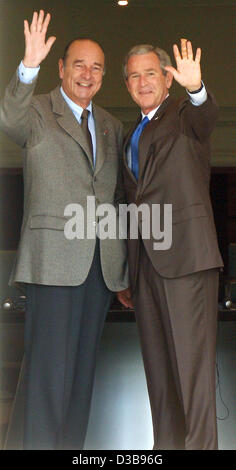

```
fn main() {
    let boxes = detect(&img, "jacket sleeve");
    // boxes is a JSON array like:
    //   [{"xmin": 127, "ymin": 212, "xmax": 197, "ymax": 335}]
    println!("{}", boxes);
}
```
[
  {"xmin": 178, "ymin": 90, "xmax": 219, "ymax": 142},
  {"xmin": 0, "ymin": 69, "xmax": 39, "ymax": 147}
]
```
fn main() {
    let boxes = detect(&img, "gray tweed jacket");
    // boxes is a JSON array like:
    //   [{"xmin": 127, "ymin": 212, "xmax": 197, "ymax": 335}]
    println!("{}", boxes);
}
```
[{"xmin": 0, "ymin": 71, "xmax": 129, "ymax": 291}]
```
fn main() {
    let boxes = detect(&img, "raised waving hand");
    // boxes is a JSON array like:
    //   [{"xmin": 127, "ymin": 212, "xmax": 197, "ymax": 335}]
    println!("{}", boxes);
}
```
[
  {"xmin": 165, "ymin": 38, "xmax": 202, "ymax": 92},
  {"xmin": 23, "ymin": 10, "xmax": 56, "ymax": 67}
]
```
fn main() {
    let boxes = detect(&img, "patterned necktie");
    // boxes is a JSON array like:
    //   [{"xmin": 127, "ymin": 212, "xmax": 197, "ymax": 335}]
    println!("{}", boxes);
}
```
[
  {"xmin": 81, "ymin": 109, "xmax": 93, "ymax": 158},
  {"xmin": 130, "ymin": 116, "xmax": 149, "ymax": 180}
]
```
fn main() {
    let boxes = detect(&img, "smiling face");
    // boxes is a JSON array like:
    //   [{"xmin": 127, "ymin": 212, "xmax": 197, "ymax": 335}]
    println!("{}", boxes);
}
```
[
  {"xmin": 125, "ymin": 52, "xmax": 173, "ymax": 114},
  {"xmin": 58, "ymin": 39, "xmax": 105, "ymax": 108}
]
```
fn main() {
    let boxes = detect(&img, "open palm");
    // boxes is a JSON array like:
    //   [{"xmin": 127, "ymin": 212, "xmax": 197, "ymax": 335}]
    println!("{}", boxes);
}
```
[
  {"xmin": 165, "ymin": 39, "xmax": 202, "ymax": 92},
  {"xmin": 23, "ymin": 10, "xmax": 56, "ymax": 68}
]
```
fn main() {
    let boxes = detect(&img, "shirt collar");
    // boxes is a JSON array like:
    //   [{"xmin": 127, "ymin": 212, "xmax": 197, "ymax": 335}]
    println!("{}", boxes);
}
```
[{"xmin": 60, "ymin": 86, "xmax": 93, "ymax": 118}]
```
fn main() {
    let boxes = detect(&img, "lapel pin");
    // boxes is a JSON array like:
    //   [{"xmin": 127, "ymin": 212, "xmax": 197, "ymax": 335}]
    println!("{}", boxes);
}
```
[{"xmin": 103, "ymin": 129, "xmax": 109, "ymax": 136}]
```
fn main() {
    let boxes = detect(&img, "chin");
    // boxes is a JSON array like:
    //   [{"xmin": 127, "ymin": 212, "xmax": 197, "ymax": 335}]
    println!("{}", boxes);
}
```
[
  {"xmin": 142, "ymin": 104, "xmax": 154, "ymax": 113},
  {"xmin": 140, "ymin": 98, "xmax": 154, "ymax": 108}
]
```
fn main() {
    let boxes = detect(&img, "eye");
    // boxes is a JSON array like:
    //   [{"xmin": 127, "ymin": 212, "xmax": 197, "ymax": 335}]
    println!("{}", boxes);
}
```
[{"xmin": 92, "ymin": 66, "xmax": 103, "ymax": 73}]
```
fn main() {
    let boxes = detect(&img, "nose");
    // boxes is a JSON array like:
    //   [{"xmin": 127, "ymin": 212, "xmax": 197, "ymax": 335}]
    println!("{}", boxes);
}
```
[
  {"xmin": 139, "ymin": 74, "xmax": 148, "ymax": 87},
  {"xmin": 81, "ymin": 66, "xmax": 92, "ymax": 80}
]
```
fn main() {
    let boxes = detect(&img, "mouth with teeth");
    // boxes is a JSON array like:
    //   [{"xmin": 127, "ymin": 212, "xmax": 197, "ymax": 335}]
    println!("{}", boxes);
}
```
[
  {"xmin": 77, "ymin": 82, "xmax": 92, "ymax": 88},
  {"xmin": 139, "ymin": 89, "xmax": 152, "ymax": 95}
]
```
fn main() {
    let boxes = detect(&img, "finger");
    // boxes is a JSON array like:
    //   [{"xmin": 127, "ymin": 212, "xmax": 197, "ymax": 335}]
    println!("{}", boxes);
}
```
[
  {"xmin": 36, "ymin": 9, "xmax": 44, "ymax": 32},
  {"xmin": 127, "ymin": 299, "xmax": 134, "ymax": 309},
  {"xmin": 195, "ymin": 47, "xmax": 201, "ymax": 63},
  {"xmin": 126, "ymin": 299, "xmax": 133, "ymax": 309},
  {"xmin": 187, "ymin": 40, "xmax": 193, "ymax": 60},
  {"xmin": 30, "ymin": 11, "xmax": 38, "ymax": 32},
  {"xmin": 172, "ymin": 44, "xmax": 182, "ymax": 64},
  {"xmin": 181, "ymin": 38, "xmax": 188, "ymax": 59},
  {"xmin": 24, "ymin": 19, "xmax": 30, "ymax": 38},
  {"xmin": 45, "ymin": 36, "xmax": 57, "ymax": 53},
  {"xmin": 41, "ymin": 13, "xmax": 51, "ymax": 34}
]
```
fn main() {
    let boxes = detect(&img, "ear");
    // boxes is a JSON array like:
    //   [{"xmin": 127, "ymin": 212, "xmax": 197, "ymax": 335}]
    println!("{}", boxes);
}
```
[
  {"xmin": 58, "ymin": 58, "xmax": 64, "ymax": 80},
  {"xmin": 125, "ymin": 78, "xmax": 131, "ymax": 94},
  {"xmin": 165, "ymin": 71, "xmax": 173, "ymax": 90}
]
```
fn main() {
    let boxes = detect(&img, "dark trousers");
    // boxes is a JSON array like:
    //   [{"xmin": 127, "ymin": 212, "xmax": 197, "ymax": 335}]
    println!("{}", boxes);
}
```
[
  {"xmin": 134, "ymin": 242, "xmax": 219, "ymax": 450},
  {"xmin": 24, "ymin": 243, "xmax": 112, "ymax": 450}
]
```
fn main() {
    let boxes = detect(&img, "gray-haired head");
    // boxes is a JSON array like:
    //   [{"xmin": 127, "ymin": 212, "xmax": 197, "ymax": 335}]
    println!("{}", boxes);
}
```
[
  {"xmin": 123, "ymin": 44, "xmax": 172, "ymax": 80},
  {"xmin": 62, "ymin": 37, "xmax": 106, "ymax": 75}
]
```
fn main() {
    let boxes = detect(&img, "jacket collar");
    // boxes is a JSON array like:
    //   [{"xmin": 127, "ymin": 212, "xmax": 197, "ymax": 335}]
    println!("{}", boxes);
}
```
[
  {"xmin": 123, "ymin": 96, "xmax": 173, "ymax": 189},
  {"xmin": 50, "ymin": 86, "xmax": 108, "ymax": 174}
]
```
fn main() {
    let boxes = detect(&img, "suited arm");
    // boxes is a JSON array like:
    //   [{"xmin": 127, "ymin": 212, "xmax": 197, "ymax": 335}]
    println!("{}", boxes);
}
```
[
  {"xmin": 0, "ymin": 71, "xmax": 39, "ymax": 147},
  {"xmin": 165, "ymin": 38, "xmax": 218, "ymax": 141},
  {"xmin": 0, "ymin": 10, "xmax": 55, "ymax": 148},
  {"xmin": 178, "ymin": 91, "xmax": 219, "ymax": 142}
]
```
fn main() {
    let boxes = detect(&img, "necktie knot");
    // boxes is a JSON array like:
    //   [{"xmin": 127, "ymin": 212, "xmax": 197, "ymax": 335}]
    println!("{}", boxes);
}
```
[
  {"xmin": 138, "ymin": 116, "xmax": 149, "ymax": 132},
  {"xmin": 81, "ymin": 109, "xmax": 90, "ymax": 121},
  {"xmin": 130, "ymin": 116, "xmax": 149, "ymax": 180}
]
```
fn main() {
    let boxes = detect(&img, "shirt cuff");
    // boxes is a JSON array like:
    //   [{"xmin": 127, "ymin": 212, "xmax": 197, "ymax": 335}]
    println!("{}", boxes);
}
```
[
  {"xmin": 18, "ymin": 60, "xmax": 40, "ymax": 84},
  {"xmin": 187, "ymin": 82, "xmax": 207, "ymax": 106}
]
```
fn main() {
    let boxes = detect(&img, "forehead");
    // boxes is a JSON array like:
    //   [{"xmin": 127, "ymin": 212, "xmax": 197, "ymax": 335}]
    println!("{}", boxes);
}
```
[
  {"xmin": 127, "ymin": 52, "xmax": 161, "ymax": 74},
  {"xmin": 66, "ymin": 40, "xmax": 105, "ymax": 64}
]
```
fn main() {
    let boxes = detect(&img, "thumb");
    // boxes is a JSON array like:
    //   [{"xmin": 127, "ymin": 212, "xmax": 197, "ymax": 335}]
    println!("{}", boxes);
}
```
[
  {"xmin": 164, "ymin": 65, "xmax": 176, "ymax": 76},
  {"xmin": 45, "ymin": 36, "xmax": 56, "ymax": 53},
  {"xmin": 164, "ymin": 65, "xmax": 180, "ymax": 82}
]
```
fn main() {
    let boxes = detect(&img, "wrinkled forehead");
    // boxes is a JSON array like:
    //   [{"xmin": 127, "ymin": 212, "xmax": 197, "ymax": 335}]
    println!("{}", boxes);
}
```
[{"xmin": 65, "ymin": 39, "xmax": 105, "ymax": 66}]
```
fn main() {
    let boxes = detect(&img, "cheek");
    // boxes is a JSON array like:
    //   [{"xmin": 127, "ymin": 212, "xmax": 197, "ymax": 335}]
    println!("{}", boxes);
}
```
[
  {"xmin": 126, "ymin": 81, "xmax": 140, "ymax": 103},
  {"xmin": 95, "ymin": 78, "xmax": 102, "ymax": 89},
  {"xmin": 93, "ymin": 78, "xmax": 103, "ymax": 94},
  {"xmin": 130, "ymin": 86, "xmax": 139, "ymax": 99},
  {"xmin": 126, "ymin": 81, "xmax": 134, "ymax": 96}
]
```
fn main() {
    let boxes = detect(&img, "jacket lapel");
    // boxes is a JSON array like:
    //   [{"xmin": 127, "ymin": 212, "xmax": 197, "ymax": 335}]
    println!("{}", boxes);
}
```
[
  {"xmin": 137, "ymin": 96, "xmax": 172, "ymax": 195},
  {"xmin": 138, "ymin": 96, "xmax": 172, "ymax": 174},
  {"xmin": 123, "ymin": 96, "xmax": 172, "ymax": 199},
  {"xmin": 50, "ymin": 86, "xmax": 94, "ymax": 168}
]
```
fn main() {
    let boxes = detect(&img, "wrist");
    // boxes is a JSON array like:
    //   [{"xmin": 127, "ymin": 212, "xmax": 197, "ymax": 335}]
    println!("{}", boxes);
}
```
[
  {"xmin": 187, "ymin": 82, "xmax": 203, "ymax": 94},
  {"xmin": 19, "ymin": 60, "xmax": 40, "ymax": 84},
  {"xmin": 22, "ymin": 58, "xmax": 40, "ymax": 68}
]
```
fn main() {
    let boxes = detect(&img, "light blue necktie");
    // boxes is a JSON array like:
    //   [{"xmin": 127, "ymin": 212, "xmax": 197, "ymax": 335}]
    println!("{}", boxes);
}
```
[{"xmin": 131, "ymin": 116, "xmax": 149, "ymax": 180}]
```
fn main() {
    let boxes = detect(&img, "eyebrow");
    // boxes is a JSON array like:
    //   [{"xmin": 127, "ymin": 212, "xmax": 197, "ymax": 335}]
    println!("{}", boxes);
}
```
[
  {"xmin": 130, "ymin": 68, "xmax": 156, "ymax": 74},
  {"xmin": 73, "ymin": 59, "xmax": 103, "ymax": 67}
]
